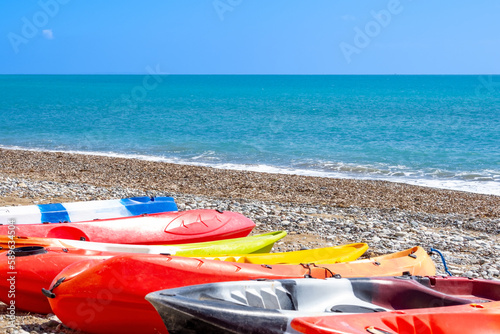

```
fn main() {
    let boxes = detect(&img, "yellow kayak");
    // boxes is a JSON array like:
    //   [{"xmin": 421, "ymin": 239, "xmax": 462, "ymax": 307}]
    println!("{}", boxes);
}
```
[
  {"xmin": 0, "ymin": 231, "xmax": 286, "ymax": 256},
  {"xmin": 207, "ymin": 242, "xmax": 369, "ymax": 264}
]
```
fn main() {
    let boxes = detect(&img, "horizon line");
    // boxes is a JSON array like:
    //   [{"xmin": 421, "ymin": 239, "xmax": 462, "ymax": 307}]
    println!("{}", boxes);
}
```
[{"xmin": 2, "ymin": 73, "xmax": 500, "ymax": 76}]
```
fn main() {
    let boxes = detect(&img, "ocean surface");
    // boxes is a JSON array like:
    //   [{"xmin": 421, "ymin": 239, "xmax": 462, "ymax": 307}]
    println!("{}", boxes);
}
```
[{"xmin": 0, "ymin": 75, "xmax": 499, "ymax": 195}]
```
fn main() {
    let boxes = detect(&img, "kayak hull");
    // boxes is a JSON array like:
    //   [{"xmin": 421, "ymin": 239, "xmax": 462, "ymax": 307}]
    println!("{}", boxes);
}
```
[
  {"xmin": 0, "ymin": 196, "xmax": 177, "ymax": 224},
  {"xmin": 0, "ymin": 209, "xmax": 255, "ymax": 244},
  {"xmin": 46, "ymin": 247, "xmax": 435, "ymax": 334},
  {"xmin": 206, "ymin": 242, "xmax": 368, "ymax": 265},
  {"xmin": 0, "ymin": 231, "xmax": 286, "ymax": 256},
  {"xmin": 146, "ymin": 276, "xmax": 500, "ymax": 334},
  {"xmin": 0, "ymin": 232, "xmax": 285, "ymax": 314}
]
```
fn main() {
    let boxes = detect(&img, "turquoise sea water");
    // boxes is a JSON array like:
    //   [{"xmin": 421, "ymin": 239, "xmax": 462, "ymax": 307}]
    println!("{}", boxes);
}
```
[{"xmin": 1, "ymin": 75, "xmax": 499, "ymax": 195}]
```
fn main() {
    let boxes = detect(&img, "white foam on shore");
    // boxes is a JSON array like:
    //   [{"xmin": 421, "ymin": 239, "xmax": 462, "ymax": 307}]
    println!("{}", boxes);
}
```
[{"xmin": 1, "ymin": 145, "xmax": 499, "ymax": 196}]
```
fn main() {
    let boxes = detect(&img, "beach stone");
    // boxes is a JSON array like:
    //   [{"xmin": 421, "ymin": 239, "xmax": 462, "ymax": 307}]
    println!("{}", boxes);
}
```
[
  {"xmin": 41, "ymin": 320, "xmax": 59, "ymax": 329},
  {"xmin": 45, "ymin": 313, "xmax": 57, "ymax": 320},
  {"xmin": 488, "ymin": 269, "xmax": 500, "ymax": 276}
]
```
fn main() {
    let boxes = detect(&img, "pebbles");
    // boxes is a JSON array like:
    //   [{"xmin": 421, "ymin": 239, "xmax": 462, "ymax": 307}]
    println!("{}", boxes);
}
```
[{"xmin": 0, "ymin": 149, "xmax": 499, "ymax": 333}]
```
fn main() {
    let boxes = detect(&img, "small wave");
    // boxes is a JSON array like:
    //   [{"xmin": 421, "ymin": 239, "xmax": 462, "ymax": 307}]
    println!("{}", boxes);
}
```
[{"xmin": 191, "ymin": 151, "xmax": 220, "ymax": 161}]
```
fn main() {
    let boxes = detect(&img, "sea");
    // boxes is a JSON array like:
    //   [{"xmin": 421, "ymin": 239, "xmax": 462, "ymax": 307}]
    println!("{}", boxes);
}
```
[{"xmin": 1, "ymin": 75, "xmax": 499, "ymax": 196}]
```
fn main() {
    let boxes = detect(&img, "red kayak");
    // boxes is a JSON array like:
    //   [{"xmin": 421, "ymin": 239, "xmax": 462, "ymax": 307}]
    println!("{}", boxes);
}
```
[
  {"xmin": 45, "ymin": 247, "xmax": 435, "ymax": 334},
  {"xmin": 0, "ymin": 231, "xmax": 281, "ymax": 314},
  {"xmin": 1, "ymin": 247, "xmax": 111, "ymax": 314},
  {"xmin": 0, "ymin": 209, "xmax": 254, "ymax": 244},
  {"xmin": 291, "ymin": 301, "xmax": 500, "ymax": 334}
]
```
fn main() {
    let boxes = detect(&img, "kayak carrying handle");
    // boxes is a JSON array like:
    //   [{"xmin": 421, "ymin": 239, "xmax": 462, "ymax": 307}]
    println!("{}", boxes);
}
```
[
  {"xmin": 366, "ymin": 327, "xmax": 396, "ymax": 334},
  {"xmin": 429, "ymin": 248, "xmax": 452, "ymax": 276},
  {"xmin": 41, "ymin": 288, "xmax": 56, "ymax": 299},
  {"xmin": 41, "ymin": 276, "xmax": 66, "ymax": 299}
]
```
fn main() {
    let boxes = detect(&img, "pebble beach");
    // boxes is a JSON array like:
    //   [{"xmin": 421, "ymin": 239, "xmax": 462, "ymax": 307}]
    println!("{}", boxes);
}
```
[{"xmin": 1, "ymin": 148, "xmax": 499, "ymax": 334}]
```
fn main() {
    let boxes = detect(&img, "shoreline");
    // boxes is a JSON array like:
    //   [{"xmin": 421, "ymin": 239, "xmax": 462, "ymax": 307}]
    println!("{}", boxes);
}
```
[
  {"xmin": 0, "ymin": 148, "xmax": 498, "ymax": 218},
  {"xmin": 1, "ymin": 145, "xmax": 499, "ymax": 197},
  {"xmin": 0, "ymin": 148, "xmax": 499, "ymax": 333}
]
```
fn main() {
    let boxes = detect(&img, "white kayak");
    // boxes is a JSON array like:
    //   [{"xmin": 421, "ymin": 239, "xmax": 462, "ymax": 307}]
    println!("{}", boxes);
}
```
[
  {"xmin": 0, "ymin": 196, "xmax": 177, "ymax": 225},
  {"xmin": 146, "ymin": 276, "xmax": 499, "ymax": 334}
]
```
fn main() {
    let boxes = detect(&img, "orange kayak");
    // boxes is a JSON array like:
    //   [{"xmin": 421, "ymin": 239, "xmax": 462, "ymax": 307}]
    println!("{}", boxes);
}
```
[
  {"xmin": 0, "ymin": 209, "xmax": 255, "ymax": 244},
  {"xmin": 45, "ymin": 247, "xmax": 435, "ymax": 334},
  {"xmin": 291, "ymin": 301, "xmax": 500, "ymax": 334}
]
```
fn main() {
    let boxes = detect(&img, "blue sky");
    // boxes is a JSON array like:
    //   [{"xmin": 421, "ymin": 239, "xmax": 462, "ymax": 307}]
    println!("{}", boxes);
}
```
[{"xmin": 1, "ymin": 0, "xmax": 499, "ymax": 74}]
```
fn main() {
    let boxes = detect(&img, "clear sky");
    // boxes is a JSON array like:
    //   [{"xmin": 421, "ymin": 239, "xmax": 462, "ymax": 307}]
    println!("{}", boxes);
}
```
[{"xmin": 1, "ymin": 0, "xmax": 499, "ymax": 74}]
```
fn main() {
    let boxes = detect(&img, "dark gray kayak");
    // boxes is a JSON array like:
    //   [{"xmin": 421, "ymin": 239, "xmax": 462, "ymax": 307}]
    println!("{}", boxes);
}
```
[{"xmin": 145, "ymin": 276, "xmax": 499, "ymax": 334}]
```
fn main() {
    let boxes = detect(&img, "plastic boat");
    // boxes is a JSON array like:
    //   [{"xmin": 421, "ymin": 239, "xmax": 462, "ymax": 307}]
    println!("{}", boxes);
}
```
[
  {"xmin": 0, "ymin": 231, "xmax": 286, "ymax": 314},
  {"xmin": 0, "ymin": 196, "xmax": 177, "ymax": 225},
  {"xmin": 0, "ymin": 231, "xmax": 286, "ymax": 256},
  {"xmin": 45, "ymin": 247, "xmax": 435, "ymax": 334},
  {"xmin": 0, "ymin": 209, "xmax": 255, "ymax": 244},
  {"xmin": 146, "ymin": 275, "xmax": 500, "ymax": 334},
  {"xmin": 202, "ymin": 242, "xmax": 368, "ymax": 265}
]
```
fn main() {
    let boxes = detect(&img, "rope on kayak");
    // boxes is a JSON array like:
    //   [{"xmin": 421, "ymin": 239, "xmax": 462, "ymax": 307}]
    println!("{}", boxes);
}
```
[
  {"xmin": 299, "ymin": 263, "xmax": 337, "ymax": 279},
  {"xmin": 430, "ymin": 248, "xmax": 452, "ymax": 276},
  {"xmin": 299, "ymin": 263, "xmax": 313, "ymax": 278}
]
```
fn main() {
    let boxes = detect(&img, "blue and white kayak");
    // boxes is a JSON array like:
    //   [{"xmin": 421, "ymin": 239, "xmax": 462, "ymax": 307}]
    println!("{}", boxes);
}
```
[{"xmin": 0, "ymin": 196, "xmax": 177, "ymax": 225}]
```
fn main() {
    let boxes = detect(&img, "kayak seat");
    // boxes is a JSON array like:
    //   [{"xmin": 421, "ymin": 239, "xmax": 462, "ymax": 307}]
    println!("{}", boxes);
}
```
[{"xmin": 351, "ymin": 278, "xmax": 483, "ymax": 310}]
